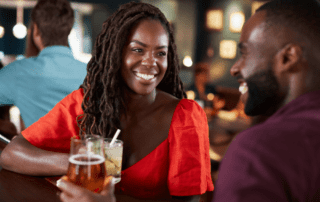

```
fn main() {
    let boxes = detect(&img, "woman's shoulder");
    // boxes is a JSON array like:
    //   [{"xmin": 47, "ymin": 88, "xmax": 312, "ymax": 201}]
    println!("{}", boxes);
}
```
[
  {"xmin": 156, "ymin": 90, "xmax": 204, "ymax": 114},
  {"xmin": 61, "ymin": 88, "xmax": 84, "ymax": 104},
  {"xmin": 170, "ymin": 99, "xmax": 207, "ymax": 128}
]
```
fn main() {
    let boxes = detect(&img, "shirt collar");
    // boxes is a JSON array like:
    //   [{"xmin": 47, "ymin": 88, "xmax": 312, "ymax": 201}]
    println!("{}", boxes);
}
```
[{"xmin": 38, "ymin": 46, "xmax": 73, "ymax": 57}]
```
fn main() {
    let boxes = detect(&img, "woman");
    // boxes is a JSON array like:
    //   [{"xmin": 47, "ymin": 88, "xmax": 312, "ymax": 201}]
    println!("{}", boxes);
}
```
[{"xmin": 0, "ymin": 2, "xmax": 213, "ymax": 201}]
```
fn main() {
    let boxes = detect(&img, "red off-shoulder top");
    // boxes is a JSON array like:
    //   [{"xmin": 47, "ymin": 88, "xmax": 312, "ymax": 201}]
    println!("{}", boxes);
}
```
[{"xmin": 22, "ymin": 89, "xmax": 214, "ymax": 199}]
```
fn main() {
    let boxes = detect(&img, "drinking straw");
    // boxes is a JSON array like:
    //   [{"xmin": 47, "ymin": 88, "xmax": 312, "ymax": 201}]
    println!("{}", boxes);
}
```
[
  {"xmin": 0, "ymin": 134, "xmax": 10, "ymax": 144},
  {"xmin": 110, "ymin": 129, "xmax": 121, "ymax": 146}
]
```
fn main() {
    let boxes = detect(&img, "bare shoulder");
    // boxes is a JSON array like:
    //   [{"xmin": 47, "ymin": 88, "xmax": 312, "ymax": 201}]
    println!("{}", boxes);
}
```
[{"xmin": 155, "ymin": 90, "xmax": 181, "ymax": 112}]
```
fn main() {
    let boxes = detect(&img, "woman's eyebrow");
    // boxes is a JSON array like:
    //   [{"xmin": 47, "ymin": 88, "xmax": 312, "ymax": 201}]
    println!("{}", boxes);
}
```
[{"xmin": 130, "ymin": 40, "xmax": 168, "ymax": 49}]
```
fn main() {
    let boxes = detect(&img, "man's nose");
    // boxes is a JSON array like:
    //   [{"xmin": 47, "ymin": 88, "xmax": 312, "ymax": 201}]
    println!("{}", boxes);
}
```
[{"xmin": 230, "ymin": 60, "xmax": 241, "ymax": 77}]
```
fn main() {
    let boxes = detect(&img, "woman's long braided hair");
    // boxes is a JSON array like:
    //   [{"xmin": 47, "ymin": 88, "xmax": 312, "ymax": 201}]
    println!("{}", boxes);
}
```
[{"xmin": 77, "ymin": 2, "xmax": 186, "ymax": 138}]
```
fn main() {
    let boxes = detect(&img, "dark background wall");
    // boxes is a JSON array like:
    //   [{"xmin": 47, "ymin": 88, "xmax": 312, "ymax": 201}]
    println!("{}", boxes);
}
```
[{"xmin": 0, "ymin": 8, "xmax": 32, "ymax": 55}]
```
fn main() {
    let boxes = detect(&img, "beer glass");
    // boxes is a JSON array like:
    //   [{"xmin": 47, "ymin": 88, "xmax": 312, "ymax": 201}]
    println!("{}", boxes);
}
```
[
  {"xmin": 66, "ymin": 135, "xmax": 107, "ymax": 193},
  {"xmin": 104, "ymin": 138, "xmax": 123, "ymax": 183}
]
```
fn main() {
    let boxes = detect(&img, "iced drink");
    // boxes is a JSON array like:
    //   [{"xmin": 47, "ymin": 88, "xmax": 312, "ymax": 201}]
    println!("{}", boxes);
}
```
[{"xmin": 104, "ymin": 138, "xmax": 123, "ymax": 183}]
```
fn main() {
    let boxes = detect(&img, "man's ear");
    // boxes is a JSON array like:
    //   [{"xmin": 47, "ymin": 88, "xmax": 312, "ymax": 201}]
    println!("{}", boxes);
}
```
[
  {"xmin": 274, "ymin": 43, "xmax": 304, "ymax": 73},
  {"xmin": 32, "ymin": 23, "xmax": 44, "ymax": 51}
]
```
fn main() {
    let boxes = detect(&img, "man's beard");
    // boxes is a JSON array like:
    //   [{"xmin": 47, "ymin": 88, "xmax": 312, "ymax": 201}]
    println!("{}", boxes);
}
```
[{"xmin": 244, "ymin": 67, "xmax": 283, "ymax": 116}]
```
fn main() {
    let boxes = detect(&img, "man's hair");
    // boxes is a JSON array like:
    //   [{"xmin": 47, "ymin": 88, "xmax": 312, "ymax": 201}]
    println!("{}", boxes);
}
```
[
  {"xmin": 77, "ymin": 2, "xmax": 186, "ymax": 138},
  {"xmin": 31, "ymin": 0, "xmax": 74, "ymax": 47},
  {"xmin": 257, "ymin": 0, "xmax": 320, "ymax": 61}
]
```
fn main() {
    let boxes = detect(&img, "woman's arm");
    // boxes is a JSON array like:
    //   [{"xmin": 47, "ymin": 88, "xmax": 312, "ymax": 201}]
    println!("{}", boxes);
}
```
[{"xmin": 0, "ymin": 134, "xmax": 69, "ymax": 176}]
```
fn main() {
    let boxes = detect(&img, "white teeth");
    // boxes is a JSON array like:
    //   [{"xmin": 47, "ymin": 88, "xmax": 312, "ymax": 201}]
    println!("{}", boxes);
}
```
[
  {"xmin": 239, "ymin": 83, "xmax": 248, "ymax": 95},
  {"xmin": 136, "ymin": 73, "xmax": 155, "ymax": 80}
]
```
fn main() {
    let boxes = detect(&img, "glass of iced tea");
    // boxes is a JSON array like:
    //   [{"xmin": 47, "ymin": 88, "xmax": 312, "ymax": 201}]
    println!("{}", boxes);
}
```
[
  {"xmin": 104, "ymin": 138, "xmax": 123, "ymax": 183},
  {"xmin": 66, "ymin": 135, "xmax": 107, "ymax": 193}
]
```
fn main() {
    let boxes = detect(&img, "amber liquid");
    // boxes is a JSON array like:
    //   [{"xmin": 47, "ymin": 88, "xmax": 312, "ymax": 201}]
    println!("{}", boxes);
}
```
[{"xmin": 67, "ymin": 154, "xmax": 107, "ymax": 193}]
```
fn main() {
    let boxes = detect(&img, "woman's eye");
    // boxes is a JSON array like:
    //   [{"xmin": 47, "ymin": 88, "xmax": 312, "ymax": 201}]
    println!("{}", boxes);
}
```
[
  {"xmin": 158, "ymin": 51, "xmax": 167, "ymax": 56},
  {"xmin": 132, "ymin": 48, "xmax": 142, "ymax": 53}
]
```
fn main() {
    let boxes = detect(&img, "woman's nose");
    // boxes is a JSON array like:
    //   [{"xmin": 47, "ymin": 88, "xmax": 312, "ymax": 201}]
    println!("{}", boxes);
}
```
[{"xmin": 141, "ymin": 53, "xmax": 156, "ymax": 67}]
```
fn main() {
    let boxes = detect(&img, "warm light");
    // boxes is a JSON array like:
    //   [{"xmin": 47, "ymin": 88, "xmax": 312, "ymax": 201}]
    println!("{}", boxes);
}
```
[
  {"xmin": 0, "ymin": 26, "xmax": 4, "ymax": 38},
  {"xmin": 10, "ymin": 106, "xmax": 21, "ymax": 134},
  {"xmin": 13, "ymin": 23, "xmax": 27, "ymax": 39},
  {"xmin": 252, "ymin": 1, "xmax": 267, "ymax": 15},
  {"xmin": 207, "ymin": 93, "xmax": 215, "ymax": 101},
  {"xmin": 217, "ymin": 110, "xmax": 238, "ymax": 122},
  {"xmin": 220, "ymin": 40, "xmax": 237, "ymax": 59},
  {"xmin": 13, "ymin": 4, "xmax": 27, "ymax": 39},
  {"xmin": 229, "ymin": 11, "xmax": 245, "ymax": 33},
  {"xmin": 209, "ymin": 59, "xmax": 228, "ymax": 80},
  {"xmin": 206, "ymin": 9, "xmax": 223, "ymax": 30},
  {"xmin": 186, "ymin": 90, "xmax": 195, "ymax": 100},
  {"xmin": 183, "ymin": 56, "xmax": 193, "ymax": 67}
]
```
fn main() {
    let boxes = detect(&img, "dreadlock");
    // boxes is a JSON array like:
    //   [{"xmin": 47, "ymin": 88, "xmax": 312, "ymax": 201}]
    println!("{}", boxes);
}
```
[{"xmin": 77, "ymin": 2, "xmax": 186, "ymax": 138}]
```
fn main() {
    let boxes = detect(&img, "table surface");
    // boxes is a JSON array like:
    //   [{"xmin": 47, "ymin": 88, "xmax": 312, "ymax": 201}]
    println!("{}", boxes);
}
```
[{"xmin": 0, "ymin": 140, "xmax": 62, "ymax": 202}]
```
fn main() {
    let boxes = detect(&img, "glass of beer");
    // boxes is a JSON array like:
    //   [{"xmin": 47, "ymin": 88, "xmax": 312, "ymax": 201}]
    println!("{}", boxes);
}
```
[
  {"xmin": 66, "ymin": 135, "xmax": 107, "ymax": 193},
  {"xmin": 104, "ymin": 138, "xmax": 123, "ymax": 183}
]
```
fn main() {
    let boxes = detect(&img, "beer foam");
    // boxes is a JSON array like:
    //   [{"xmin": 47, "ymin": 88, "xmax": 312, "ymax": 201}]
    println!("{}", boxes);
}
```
[{"xmin": 69, "ymin": 154, "xmax": 105, "ymax": 165}]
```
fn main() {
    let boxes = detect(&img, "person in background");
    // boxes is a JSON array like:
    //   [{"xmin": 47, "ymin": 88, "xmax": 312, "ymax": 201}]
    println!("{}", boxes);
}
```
[
  {"xmin": 187, "ymin": 62, "xmax": 222, "ymax": 119},
  {"xmin": 0, "ymin": 2, "xmax": 213, "ymax": 202},
  {"xmin": 0, "ymin": 0, "xmax": 87, "ymax": 129},
  {"xmin": 187, "ymin": 62, "xmax": 217, "ymax": 101},
  {"xmin": 213, "ymin": 0, "xmax": 320, "ymax": 201}
]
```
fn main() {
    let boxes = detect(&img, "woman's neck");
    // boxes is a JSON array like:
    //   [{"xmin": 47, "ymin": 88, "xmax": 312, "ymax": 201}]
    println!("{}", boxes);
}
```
[{"xmin": 124, "ymin": 89, "xmax": 157, "ymax": 115}]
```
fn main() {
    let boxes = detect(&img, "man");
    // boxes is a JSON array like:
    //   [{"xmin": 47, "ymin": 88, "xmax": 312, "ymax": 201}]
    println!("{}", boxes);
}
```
[
  {"xmin": 0, "ymin": 0, "xmax": 87, "ymax": 128},
  {"xmin": 213, "ymin": 0, "xmax": 320, "ymax": 201}
]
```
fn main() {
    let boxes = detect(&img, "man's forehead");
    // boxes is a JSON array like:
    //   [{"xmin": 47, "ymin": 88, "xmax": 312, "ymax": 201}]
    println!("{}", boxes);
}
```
[{"xmin": 239, "ymin": 11, "xmax": 268, "ymax": 46}]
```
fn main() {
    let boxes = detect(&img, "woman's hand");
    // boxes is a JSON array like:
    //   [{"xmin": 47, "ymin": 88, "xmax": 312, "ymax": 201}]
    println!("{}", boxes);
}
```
[{"xmin": 57, "ymin": 176, "xmax": 116, "ymax": 202}]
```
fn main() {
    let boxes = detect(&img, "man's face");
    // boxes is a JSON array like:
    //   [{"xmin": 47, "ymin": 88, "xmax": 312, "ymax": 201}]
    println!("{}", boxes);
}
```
[{"xmin": 230, "ymin": 11, "xmax": 285, "ymax": 116}]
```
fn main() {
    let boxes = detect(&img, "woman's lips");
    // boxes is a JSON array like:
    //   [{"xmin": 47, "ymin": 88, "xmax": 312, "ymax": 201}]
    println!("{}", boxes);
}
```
[{"xmin": 135, "ymin": 72, "xmax": 155, "ymax": 80}]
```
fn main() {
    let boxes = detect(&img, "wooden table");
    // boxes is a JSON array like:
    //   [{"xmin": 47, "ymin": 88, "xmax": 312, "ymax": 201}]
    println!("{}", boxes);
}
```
[{"xmin": 0, "ymin": 140, "xmax": 62, "ymax": 202}]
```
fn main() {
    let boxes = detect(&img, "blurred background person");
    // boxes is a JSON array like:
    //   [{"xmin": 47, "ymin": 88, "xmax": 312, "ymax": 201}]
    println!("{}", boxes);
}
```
[
  {"xmin": 0, "ymin": 0, "xmax": 87, "ymax": 134},
  {"xmin": 186, "ymin": 62, "xmax": 224, "ymax": 119},
  {"xmin": 187, "ymin": 62, "xmax": 217, "ymax": 101}
]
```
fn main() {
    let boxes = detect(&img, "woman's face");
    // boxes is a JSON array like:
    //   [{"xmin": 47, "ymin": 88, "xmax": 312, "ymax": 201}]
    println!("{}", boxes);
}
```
[{"xmin": 121, "ymin": 19, "xmax": 169, "ymax": 95}]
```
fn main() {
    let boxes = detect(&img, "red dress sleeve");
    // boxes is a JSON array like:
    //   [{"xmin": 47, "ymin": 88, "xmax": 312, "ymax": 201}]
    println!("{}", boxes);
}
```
[
  {"xmin": 21, "ymin": 89, "xmax": 84, "ymax": 153},
  {"xmin": 168, "ymin": 99, "xmax": 214, "ymax": 196}
]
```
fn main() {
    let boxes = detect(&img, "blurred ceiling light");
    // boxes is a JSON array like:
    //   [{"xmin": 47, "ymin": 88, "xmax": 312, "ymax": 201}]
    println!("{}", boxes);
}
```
[
  {"xmin": 206, "ymin": 9, "xmax": 223, "ymax": 31},
  {"xmin": 220, "ymin": 40, "xmax": 237, "ymax": 59},
  {"xmin": 252, "ymin": 1, "xmax": 267, "ymax": 15},
  {"xmin": 183, "ymin": 56, "xmax": 193, "ymax": 67},
  {"xmin": 186, "ymin": 91, "xmax": 195, "ymax": 100},
  {"xmin": 0, "ymin": 26, "xmax": 4, "ymax": 38},
  {"xmin": 13, "ymin": 4, "xmax": 27, "ymax": 39},
  {"xmin": 207, "ymin": 93, "xmax": 215, "ymax": 101},
  {"xmin": 229, "ymin": 11, "xmax": 245, "ymax": 33}
]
